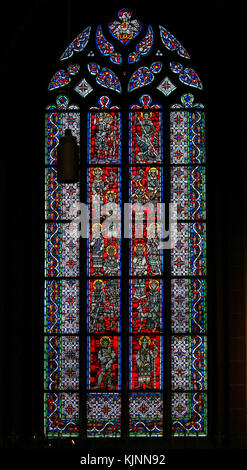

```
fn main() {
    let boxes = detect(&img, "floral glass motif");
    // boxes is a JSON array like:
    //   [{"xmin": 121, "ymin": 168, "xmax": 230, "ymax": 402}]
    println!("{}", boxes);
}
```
[
  {"xmin": 171, "ymin": 279, "xmax": 207, "ymax": 334},
  {"xmin": 67, "ymin": 64, "xmax": 80, "ymax": 75},
  {"xmin": 60, "ymin": 26, "xmax": 91, "ymax": 60},
  {"xmin": 74, "ymin": 78, "xmax": 93, "ymax": 98},
  {"xmin": 171, "ymin": 336, "xmax": 207, "ymax": 390},
  {"xmin": 108, "ymin": 8, "xmax": 141, "ymax": 44},
  {"xmin": 159, "ymin": 25, "xmax": 190, "ymax": 59},
  {"xmin": 171, "ymin": 93, "xmax": 204, "ymax": 109},
  {"xmin": 128, "ymin": 63, "xmax": 162, "ymax": 92},
  {"xmin": 170, "ymin": 62, "xmax": 203, "ymax": 90},
  {"xmin": 157, "ymin": 76, "xmax": 176, "ymax": 96},
  {"xmin": 128, "ymin": 25, "xmax": 154, "ymax": 63},
  {"xmin": 88, "ymin": 63, "xmax": 101, "ymax": 75},
  {"xmin": 48, "ymin": 70, "xmax": 70, "ymax": 91},
  {"xmin": 170, "ymin": 110, "xmax": 205, "ymax": 164},
  {"xmin": 46, "ymin": 96, "xmax": 80, "ymax": 111},
  {"xmin": 55, "ymin": 95, "xmax": 70, "ymax": 109},
  {"xmin": 171, "ymin": 222, "xmax": 206, "ymax": 276},
  {"xmin": 48, "ymin": 65, "xmax": 80, "ymax": 91},
  {"xmin": 171, "ymin": 166, "xmax": 206, "ymax": 219},
  {"xmin": 45, "ymin": 223, "xmax": 80, "ymax": 277},
  {"xmin": 88, "ymin": 63, "xmax": 121, "ymax": 93},
  {"xmin": 96, "ymin": 25, "xmax": 122, "ymax": 64},
  {"xmin": 128, "ymin": 67, "xmax": 153, "ymax": 91},
  {"xmin": 97, "ymin": 68, "xmax": 121, "ymax": 93}
]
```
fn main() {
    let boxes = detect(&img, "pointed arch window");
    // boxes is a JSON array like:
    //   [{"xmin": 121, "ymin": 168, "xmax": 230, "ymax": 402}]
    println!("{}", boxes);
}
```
[{"xmin": 44, "ymin": 8, "xmax": 207, "ymax": 439}]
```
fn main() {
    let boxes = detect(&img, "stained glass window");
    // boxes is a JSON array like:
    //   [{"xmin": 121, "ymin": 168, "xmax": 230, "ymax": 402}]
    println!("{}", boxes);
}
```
[{"xmin": 44, "ymin": 7, "xmax": 207, "ymax": 440}]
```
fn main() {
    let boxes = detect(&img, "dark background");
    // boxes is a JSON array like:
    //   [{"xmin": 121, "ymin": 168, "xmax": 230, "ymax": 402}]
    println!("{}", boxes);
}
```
[{"xmin": 1, "ymin": 0, "xmax": 246, "ymax": 464}]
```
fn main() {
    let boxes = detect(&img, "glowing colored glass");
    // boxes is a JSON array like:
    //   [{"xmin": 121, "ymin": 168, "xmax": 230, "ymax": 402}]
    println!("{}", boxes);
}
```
[
  {"xmin": 128, "ymin": 63, "xmax": 162, "ymax": 92},
  {"xmin": 108, "ymin": 8, "xmax": 141, "ymax": 44},
  {"xmin": 87, "ymin": 335, "xmax": 121, "ymax": 391},
  {"xmin": 172, "ymin": 392, "xmax": 207, "ymax": 436},
  {"xmin": 87, "ymin": 110, "xmax": 121, "ymax": 164},
  {"xmin": 129, "ymin": 393, "xmax": 163, "ymax": 437},
  {"xmin": 87, "ymin": 393, "xmax": 121, "ymax": 437},
  {"xmin": 44, "ymin": 392, "xmax": 79, "ymax": 437},
  {"xmin": 130, "ymin": 278, "xmax": 163, "ymax": 334},
  {"xmin": 74, "ymin": 78, "xmax": 93, "ymax": 98},
  {"xmin": 45, "ymin": 110, "xmax": 80, "ymax": 165},
  {"xmin": 45, "ymin": 167, "xmax": 79, "ymax": 220},
  {"xmin": 96, "ymin": 25, "xmax": 122, "ymax": 64},
  {"xmin": 170, "ymin": 62, "xmax": 203, "ymax": 89},
  {"xmin": 129, "ymin": 97, "xmax": 163, "ymax": 164},
  {"xmin": 129, "ymin": 335, "xmax": 163, "ymax": 390},
  {"xmin": 171, "ymin": 278, "xmax": 207, "ymax": 334},
  {"xmin": 128, "ymin": 25, "xmax": 154, "ymax": 63},
  {"xmin": 44, "ymin": 10, "xmax": 208, "ymax": 439},
  {"xmin": 87, "ymin": 279, "xmax": 121, "ymax": 333},
  {"xmin": 60, "ymin": 26, "xmax": 91, "ymax": 60},
  {"xmin": 159, "ymin": 25, "xmax": 190, "ymax": 58},
  {"xmin": 170, "ymin": 106, "xmax": 207, "ymax": 435},
  {"xmin": 44, "ymin": 335, "xmax": 79, "ymax": 390},
  {"xmin": 44, "ymin": 279, "xmax": 79, "ymax": 334}
]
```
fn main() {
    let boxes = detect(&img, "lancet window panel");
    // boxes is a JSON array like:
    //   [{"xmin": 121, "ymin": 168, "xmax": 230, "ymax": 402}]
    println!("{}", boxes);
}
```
[
  {"xmin": 128, "ymin": 96, "xmax": 164, "ymax": 437},
  {"xmin": 86, "ymin": 99, "xmax": 122, "ymax": 437},
  {"xmin": 44, "ymin": 107, "xmax": 81, "ymax": 438},
  {"xmin": 170, "ymin": 107, "xmax": 207, "ymax": 436}
]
